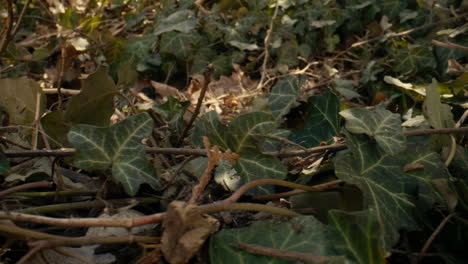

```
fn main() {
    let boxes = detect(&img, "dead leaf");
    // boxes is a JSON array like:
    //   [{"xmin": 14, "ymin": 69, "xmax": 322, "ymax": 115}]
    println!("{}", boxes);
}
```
[
  {"xmin": 150, "ymin": 81, "xmax": 187, "ymax": 101},
  {"xmin": 161, "ymin": 201, "xmax": 219, "ymax": 264},
  {"xmin": 403, "ymin": 163, "xmax": 424, "ymax": 172}
]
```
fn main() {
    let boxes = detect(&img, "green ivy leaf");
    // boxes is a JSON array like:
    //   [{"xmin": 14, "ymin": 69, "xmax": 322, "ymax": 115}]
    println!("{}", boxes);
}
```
[
  {"xmin": 340, "ymin": 104, "xmax": 405, "ymax": 154},
  {"xmin": 235, "ymin": 152, "xmax": 287, "ymax": 194},
  {"xmin": 153, "ymin": 96, "xmax": 190, "ymax": 136},
  {"xmin": 289, "ymin": 90, "xmax": 340, "ymax": 148},
  {"xmin": 160, "ymin": 31, "xmax": 202, "ymax": 60},
  {"xmin": 42, "ymin": 66, "xmax": 117, "ymax": 146},
  {"xmin": 193, "ymin": 111, "xmax": 286, "ymax": 194},
  {"xmin": 268, "ymin": 76, "xmax": 302, "ymax": 123},
  {"xmin": 153, "ymin": 9, "xmax": 197, "ymax": 35},
  {"xmin": 335, "ymin": 132, "xmax": 449, "ymax": 249},
  {"xmin": 65, "ymin": 66, "xmax": 117, "ymax": 126},
  {"xmin": 210, "ymin": 215, "xmax": 344, "ymax": 264},
  {"xmin": 328, "ymin": 210, "xmax": 386, "ymax": 264},
  {"xmin": 394, "ymin": 46, "xmax": 435, "ymax": 74},
  {"xmin": 68, "ymin": 113, "xmax": 160, "ymax": 196}
]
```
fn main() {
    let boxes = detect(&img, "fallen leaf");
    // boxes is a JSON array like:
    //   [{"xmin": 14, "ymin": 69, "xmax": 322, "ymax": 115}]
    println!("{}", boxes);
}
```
[{"xmin": 161, "ymin": 201, "xmax": 219, "ymax": 264}]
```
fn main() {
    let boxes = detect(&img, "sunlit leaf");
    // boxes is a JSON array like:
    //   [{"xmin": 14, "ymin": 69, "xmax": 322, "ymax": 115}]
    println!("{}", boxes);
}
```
[
  {"xmin": 68, "ymin": 113, "xmax": 160, "ymax": 195},
  {"xmin": 423, "ymin": 79, "xmax": 455, "ymax": 129}
]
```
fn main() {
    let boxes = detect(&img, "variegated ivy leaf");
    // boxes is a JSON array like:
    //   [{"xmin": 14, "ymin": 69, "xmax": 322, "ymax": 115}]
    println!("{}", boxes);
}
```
[
  {"xmin": 68, "ymin": 113, "xmax": 160, "ymax": 196},
  {"xmin": 193, "ymin": 111, "xmax": 286, "ymax": 195},
  {"xmin": 268, "ymin": 75, "xmax": 302, "ymax": 123},
  {"xmin": 340, "ymin": 104, "xmax": 405, "ymax": 154},
  {"xmin": 335, "ymin": 131, "xmax": 448, "ymax": 249}
]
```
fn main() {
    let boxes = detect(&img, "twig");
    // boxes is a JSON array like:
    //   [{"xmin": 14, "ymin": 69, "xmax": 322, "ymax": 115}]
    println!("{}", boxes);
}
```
[
  {"xmin": 232, "ymin": 243, "xmax": 344, "ymax": 263},
  {"xmin": 224, "ymin": 179, "xmax": 343, "ymax": 203},
  {"xmin": 178, "ymin": 70, "xmax": 211, "ymax": 145},
  {"xmin": 402, "ymin": 127, "xmax": 468, "ymax": 137},
  {"xmin": 0, "ymin": 222, "xmax": 158, "ymax": 246},
  {"xmin": 351, "ymin": 13, "xmax": 466, "ymax": 48},
  {"xmin": 432, "ymin": 39, "xmax": 468, "ymax": 52},
  {"xmin": 0, "ymin": 181, "xmax": 53, "ymax": 197},
  {"xmin": 0, "ymin": 0, "xmax": 14, "ymax": 55},
  {"xmin": 456, "ymin": 110, "xmax": 468, "ymax": 128},
  {"xmin": 4, "ymin": 127, "xmax": 468, "ymax": 158},
  {"xmin": 257, "ymin": 134, "xmax": 307, "ymax": 150},
  {"xmin": 256, "ymin": 1, "xmax": 280, "ymax": 91},
  {"xmin": 11, "ymin": 0, "xmax": 32, "ymax": 38},
  {"xmin": 0, "ymin": 179, "xmax": 340, "ymax": 227},
  {"xmin": 189, "ymin": 137, "xmax": 220, "ymax": 203},
  {"xmin": 251, "ymin": 189, "xmax": 307, "ymax": 201},
  {"xmin": 418, "ymin": 213, "xmax": 454, "ymax": 261},
  {"xmin": 42, "ymin": 88, "xmax": 80, "ymax": 95},
  {"xmin": 17, "ymin": 197, "xmax": 160, "ymax": 214}
]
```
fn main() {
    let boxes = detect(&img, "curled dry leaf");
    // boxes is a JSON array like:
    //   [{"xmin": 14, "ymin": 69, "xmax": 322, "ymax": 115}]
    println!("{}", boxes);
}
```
[
  {"xmin": 161, "ymin": 201, "xmax": 220, "ymax": 264},
  {"xmin": 403, "ymin": 163, "xmax": 425, "ymax": 172}
]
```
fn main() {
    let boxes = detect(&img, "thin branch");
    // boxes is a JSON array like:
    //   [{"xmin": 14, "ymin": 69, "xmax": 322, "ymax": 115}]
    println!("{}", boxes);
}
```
[
  {"xmin": 432, "ymin": 39, "xmax": 468, "ymax": 52},
  {"xmin": 251, "ymin": 189, "xmax": 307, "ymax": 201},
  {"xmin": 11, "ymin": 0, "xmax": 32, "ymax": 38},
  {"xmin": 418, "ymin": 213, "xmax": 454, "ymax": 261},
  {"xmin": 351, "ymin": 13, "xmax": 466, "ymax": 48},
  {"xmin": 0, "ymin": 181, "xmax": 53, "ymax": 197},
  {"xmin": 0, "ymin": 0, "xmax": 14, "ymax": 55},
  {"xmin": 232, "ymin": 243, "xmax": 344, "ymax": 263},
  {"xmin": 4, "ymin": 127, "xmax": 468, "ymax": 158},
  {"xmin": 178, "ymin": 70, "xmax": 211, "ymax": 145},
  {"xmin": 256, "ymin": 1, "xmax": 280, "ymax": 91},
  {"xmin": 224, "ymin": 179, "xmax": 343, "ymax": 203},
  {"xmin": 17, "ymin": 197, "xmax": 160, "ymax": 214}
]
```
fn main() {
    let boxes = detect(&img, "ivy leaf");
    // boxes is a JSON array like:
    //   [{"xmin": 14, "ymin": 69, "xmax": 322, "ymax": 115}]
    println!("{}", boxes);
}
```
[
  {"xmin": 68, "ymin": 113, "xmax": 160, "ymax": 196},
  {"xmin": 289, "ymin": 90, "xmax": 340, "ymax": 148},
  {"xmin": 268, "ymin": 76, "xmax": 302, "ymax": 123},
  {"xmin": 328, "ymin": 210, "xmax": 386, "ymax": 264},
  {"xmin": 235, "ymin": 152, "xmax": 287, "ymax": 194},
  {"xmin": 193, "ymin": 111, "xmax": 277, "ymax": 153},
  {"xmin": 335, "ymin": 132, "xmax": 448, "ymax": 249},
  {"xmin": 193, "ymin": 112, "xmax": 286, "ymax": 195},
  {"xmin": 394, "ymin": 46, "xmax": 435, "ymax": 74},
  {"xmin": 42, "ymin": 66, "xmax": 117, "ymax": 146},
  {"xmin": 210, "ymin": 215, "xmax": 344, "ymax": 264},
  {"xmin": 153, "ymin": 9, "xmax": 197, "ymax": 35},
  {"xmin": 153, "ymin": 96, "xmax": 190, "ymax": 136},
  {"xmin": 340, "ymin": 104, "xmax": 405, "ymax": 154},
  {"xmin": 65, "ymin": 66, "xmax": 117, "ymax": 126},
  {"xmin": 160, "ymin": 31, "xmax": 202, "ymax": 60}
]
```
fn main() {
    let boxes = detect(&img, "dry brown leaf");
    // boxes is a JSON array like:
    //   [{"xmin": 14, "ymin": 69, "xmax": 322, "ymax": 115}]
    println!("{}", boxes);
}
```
[
  {"xmin": 161, "ymin": 201, "xmax": 219, "ymax": 264},
  {"xmin": 150, "ymin": 81, "xmax": 187, "ymax": 101},
  {"xmin": 403, "ymin": 163, "xmax": 424, "ymax": 172}
]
